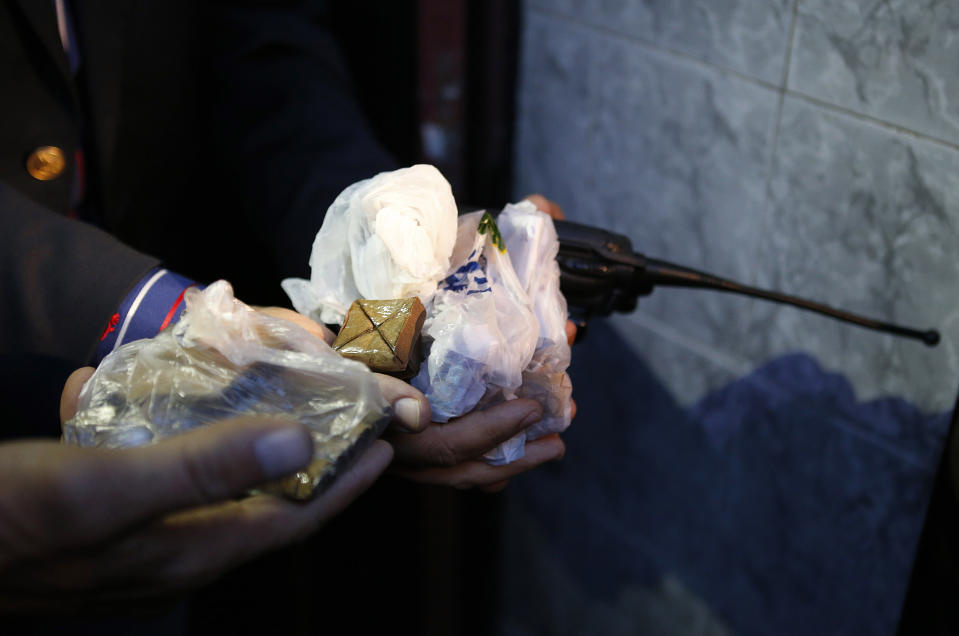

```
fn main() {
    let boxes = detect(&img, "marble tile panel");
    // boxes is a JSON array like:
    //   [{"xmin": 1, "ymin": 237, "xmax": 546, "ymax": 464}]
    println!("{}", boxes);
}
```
[
  {"xmin": 495, "ymin": 321, "xmax": 948, "ymax": 636},
  {"xmin": 609, "ymin": 310, "xmax": 755, "ymax": 407},
  {"xmin": 790, "ymin": 0, "xmax": 959, "ymax": 144},
  {"xmin": 506, "ymin": 6, "xmax": 957, "ymax": 635},
  {"xmin": 750, "ymin": 96, "xmax": 959, "ymax": 412},
  {"xmin": 526, "ymin": 0, "xmax": 794, "ymax": 85},
  {"xmin": 515, "ymin": 12, "xmax": 780, "ymax": 381}
]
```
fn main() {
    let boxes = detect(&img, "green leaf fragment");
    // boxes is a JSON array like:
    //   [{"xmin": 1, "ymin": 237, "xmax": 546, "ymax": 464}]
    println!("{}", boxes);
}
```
[{"xmin": 478, "ymin": 211, "xmax": 507, "ymax": 253}]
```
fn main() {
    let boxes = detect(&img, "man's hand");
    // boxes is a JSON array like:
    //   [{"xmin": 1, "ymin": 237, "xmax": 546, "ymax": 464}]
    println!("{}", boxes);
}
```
[
  {"xmin": 369, "ymin": 375, "xmax": 568, "ymax": 494},
  {"xmin": 377, "ymin": 194, "xmax": 577, "ymax": 493},
  {"xmin": 256, "ymin": 306, "xmax": 336, "ymax": 343},
  {"xmin": 0, "ymin": 368, "xmax": 392, "ymax": 607},
  {"xmin": 385, "ymin": 398, "xmax": 567, "ymax": 493},
  {"xmin": 261, "ymin": 215, "xmax": 580, "ymax": 496},
  {"xmin": 253, "ymin": 309, "xmax": 564, "ymax": 492}
]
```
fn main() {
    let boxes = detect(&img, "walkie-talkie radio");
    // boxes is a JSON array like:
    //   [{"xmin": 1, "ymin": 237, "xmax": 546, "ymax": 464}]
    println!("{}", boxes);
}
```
[{"xmin": 553, "ymin": 219, "xmax": 940, "ymax": 346}]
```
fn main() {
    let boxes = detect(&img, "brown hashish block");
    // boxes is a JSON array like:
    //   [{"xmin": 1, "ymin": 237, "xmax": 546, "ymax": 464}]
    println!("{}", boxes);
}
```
[{"xmin": 332, "ymin": 297, "xmax": 426, "ymax": 378}]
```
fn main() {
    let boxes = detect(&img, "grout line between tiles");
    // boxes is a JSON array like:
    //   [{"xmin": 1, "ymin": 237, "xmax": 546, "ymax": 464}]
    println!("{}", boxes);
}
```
[
  {"xmin": 779, "ymin": 0, "xmax": 799, "ymax": 91},
  {"xmin": 527, "ymin": 4, "xmax": 959, "ymax": 155},
  {"xmin": 785, "ymin": 90, "xmax": 959, "ymax": 153},
  {"xmin": 754, "ymin": 0, "xmax": 800, "ymax": 291},
  {"xmin": 528, "ymin": 4, "xmax": 783, "ymax": 91},
  {"xmin": 769, "ymin": 0, "xmax": 800, "ymax": 157}
]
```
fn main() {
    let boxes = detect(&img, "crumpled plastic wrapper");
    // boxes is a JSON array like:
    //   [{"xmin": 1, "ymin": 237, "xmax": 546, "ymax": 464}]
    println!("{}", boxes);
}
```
[
  {"xmin": 62, "ymin": 281, "xmax": 390, "ymax": 500},
  {"xmin": 498, "ymin": 201, "xmax": 573, "ymax": 440},
  {"xmin": 332, "ymin": 297, "xmax": 426, "ymax": 379},
  {"xmin": 411, "ymin": 211, "xmax": 539, "ymax": 464},
  {"xmin": 282, "ymin": 164, "xmax": 458, "ymax": 325},
  {"xmin": 281, "ymin": 164, "xmax": 573, "ymax": 465}
]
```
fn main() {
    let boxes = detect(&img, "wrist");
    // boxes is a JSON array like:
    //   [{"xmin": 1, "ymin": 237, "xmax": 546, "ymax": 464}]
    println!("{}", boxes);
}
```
[{"xmin": 95, "ymin": 268, "xmax": 201, "ymax": 363}]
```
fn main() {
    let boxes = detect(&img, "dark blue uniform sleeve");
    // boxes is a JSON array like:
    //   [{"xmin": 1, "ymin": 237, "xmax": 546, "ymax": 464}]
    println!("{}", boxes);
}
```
[
  {"xmin": 93, "ymin": 268, "xmax": 201, "ymax": 363},
  {"xmin": 0, "ymin": 181, "xmax": 159, "ymax": 365}
]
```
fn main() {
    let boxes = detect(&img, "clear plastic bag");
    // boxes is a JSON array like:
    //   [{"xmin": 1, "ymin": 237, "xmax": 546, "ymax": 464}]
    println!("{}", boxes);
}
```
[
  {"xmin": 411, "ymin": 211, "xmax": 539, "ymax": 464},
  {"xmin": 498, "ymin": 201, "xmax": 573, "ymax": 440},
  {"xmin": 63, "ymin": 281, "xmax": 390, "ymax": 499}
]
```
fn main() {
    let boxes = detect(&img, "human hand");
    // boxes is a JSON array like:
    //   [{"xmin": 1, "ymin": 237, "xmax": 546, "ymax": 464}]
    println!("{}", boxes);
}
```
[
  {"xmin": 255, "ymin": 306, "xmax": 428, "ymax": 435},
  {"xmin": 247, "ymin": 310, "xmax": 555, "ymax": 491},
  {"xmin": 384, "ymin": 396, "xmax": 567, "ymax": 493},
  {"xmin": 262, "ymin": 255, "xmax": 576, "ymax": 494},
  {"xmin": 0, "ymin": 368, "xmax": 392, "ymax": 608},
  {"xmin": 376, "ymin": 194, "xmax": 578, "ymax": 493},
  {"xmin": 256, "ymin": 305, "xmax": 336, "ymax": 344}
]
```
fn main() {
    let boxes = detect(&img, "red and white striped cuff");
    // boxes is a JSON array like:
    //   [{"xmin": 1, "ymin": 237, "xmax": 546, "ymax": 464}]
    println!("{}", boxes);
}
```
[{"xmin": 94, "ymin": 267, "xmax": 201, "ymax": 363}]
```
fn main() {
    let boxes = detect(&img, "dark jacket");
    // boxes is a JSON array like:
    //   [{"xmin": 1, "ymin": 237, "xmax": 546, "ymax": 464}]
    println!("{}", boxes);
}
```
[{"xmin": 0, "ymin": 0, "xmax": 395, "ymax": 366}]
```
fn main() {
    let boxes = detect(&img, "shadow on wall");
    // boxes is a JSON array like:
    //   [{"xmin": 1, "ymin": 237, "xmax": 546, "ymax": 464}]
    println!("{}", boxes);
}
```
[{"xmin": 496, "ymin": 319, "xmax": 949, "ymax": 636}]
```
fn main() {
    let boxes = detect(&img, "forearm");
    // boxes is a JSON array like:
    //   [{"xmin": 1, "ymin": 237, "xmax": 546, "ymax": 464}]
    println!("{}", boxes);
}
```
[{"xmin": 0, "ymin": 182, "xmax": 159, "ymax": 364}]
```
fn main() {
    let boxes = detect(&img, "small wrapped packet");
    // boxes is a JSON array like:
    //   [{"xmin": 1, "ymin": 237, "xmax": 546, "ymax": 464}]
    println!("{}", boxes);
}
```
[{"xmin": 332, "ymin": 298, "xmax": 426, "ymax": 379}]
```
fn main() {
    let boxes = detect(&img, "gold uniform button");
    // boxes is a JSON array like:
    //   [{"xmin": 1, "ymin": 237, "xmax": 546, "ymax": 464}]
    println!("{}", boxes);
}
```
[{"xmin": 26, "ymin": 146, "xmax": 67, "ymax": 181}]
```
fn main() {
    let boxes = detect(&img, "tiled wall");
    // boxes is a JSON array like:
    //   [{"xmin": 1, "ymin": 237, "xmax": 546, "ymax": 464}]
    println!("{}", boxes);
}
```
[
  {"xmin": 501, "ymin": 1, "xmax": 959, "ymax": 634},
  {"xmin": 514, "ymin": 0, "xmax": 959, "ymax": 411}
]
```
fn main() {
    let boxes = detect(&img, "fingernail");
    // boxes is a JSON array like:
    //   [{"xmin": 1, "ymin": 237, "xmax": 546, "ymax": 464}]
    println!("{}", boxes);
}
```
[
  {"xmin": 394, "ymin": 398, "xmax": 422, "ymax": 432},
  {"xmin": 521, "ymin": 408, "xmax": 542, "ymax": 427},
  {"xmin": 253, "ymin": 427, "xmax": 313, "ymax": 479}
]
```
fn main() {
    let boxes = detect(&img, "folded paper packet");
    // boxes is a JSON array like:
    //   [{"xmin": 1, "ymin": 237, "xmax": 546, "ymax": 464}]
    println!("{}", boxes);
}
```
[{"xmin": 332, "ymin": 298, "xmax": 426, "ymax": 379}]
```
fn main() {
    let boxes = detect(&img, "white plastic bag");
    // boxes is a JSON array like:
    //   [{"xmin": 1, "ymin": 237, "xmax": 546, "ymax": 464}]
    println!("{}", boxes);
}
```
[
  {"xmin": 282, "ymin": 164, "xmax": 458, "ymax": 325},
  {"xmin": 411, "ymin": 211, "xmax": 539, "ymax": 464},
  {"xmin": 498, "ymin": 201, "xmax": 573, "ymax": 440},
  {"xmin": 280, "ymin": 164, "xmax": 574, "ymax": 466},
  {"xmin": 63, "ymin": 281, "xmax": 389, "ymax": 498}
]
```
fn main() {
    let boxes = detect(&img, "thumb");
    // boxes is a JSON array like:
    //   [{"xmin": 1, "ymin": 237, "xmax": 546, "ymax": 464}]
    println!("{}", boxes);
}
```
[
  {"xmin": 60, "ymin": 367, "xmax": 95, "ymax": 424},
  {"xmin": 375, "ymin": 374, "xmax": 431, "ymax": 433},
  {"xmin": 0, "ymin": 417, "xmax": 314, "ymax": 563}
]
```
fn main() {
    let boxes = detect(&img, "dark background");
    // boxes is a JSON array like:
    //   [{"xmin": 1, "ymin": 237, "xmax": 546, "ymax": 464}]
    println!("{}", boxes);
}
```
[{"xmin": 190, "ymin": 3, "xmax": 522, "ymax": 634}]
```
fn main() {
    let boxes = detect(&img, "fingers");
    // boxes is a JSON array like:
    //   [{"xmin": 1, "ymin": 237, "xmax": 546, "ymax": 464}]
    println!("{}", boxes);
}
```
[
  {"xmin": 120, "ymin": 416, "xmax": 316, "ymax": 509},
  {"xmin": 4, "ymin": 441, "xmax": 393, "ymax": 596},
  {"xmin": 375, "ymin": 374, "xmax": 431, "ymax": 433},
  {"xmin": 119, "ymin": 439, "xmax": 393, "ymax": 589},
  {"xmin": 386, "ymin": 398, "xmax": 543, "ymax": 467},
  {"xmin": 390, "ymin": 434, "xmax": 565, "ymax": 489},
  {"xmin": 256, "ymin": 306, "xmax": 335, "ymax": 344},
  {"xmin": 60, "ymin": 367, "xmax": 95, "ymax": 423},
  {"xmin": 479, "ymin": 480, "xmax": 510, "ymax": 494},
  {"xmin": 0, "ymin": 417, "xmax": 315, "ymax": 562},
  {"xmin": 565, "ymin": 319, "xmax": 577, "ymax": 346},
  {"xmin": 523, "ymin": 194, "xmax": 566, "ymax": 220}
]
